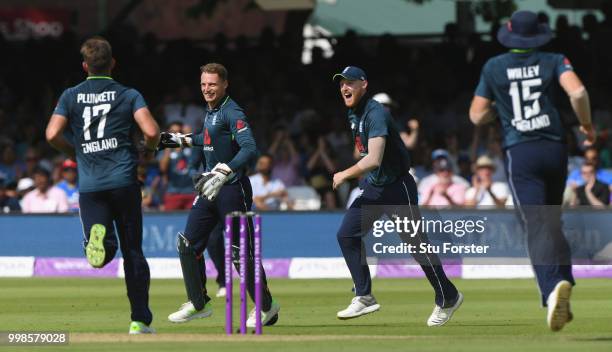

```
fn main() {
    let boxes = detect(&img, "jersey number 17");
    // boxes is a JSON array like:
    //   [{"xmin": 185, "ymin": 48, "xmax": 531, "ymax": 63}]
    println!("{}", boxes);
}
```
[{"xmin": 82, "ymin": 104, "xmax": 111, "ymax": 141}]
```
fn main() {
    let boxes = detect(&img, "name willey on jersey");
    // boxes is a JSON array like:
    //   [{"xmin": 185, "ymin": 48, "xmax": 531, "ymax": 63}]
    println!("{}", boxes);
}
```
[
  {"xmin": 77, "ymin": 91, "xmax": 119, "ymax": 154},
  {"xmin": 506, "ymin": 64, "xmax": 550, "ymax": 132}
]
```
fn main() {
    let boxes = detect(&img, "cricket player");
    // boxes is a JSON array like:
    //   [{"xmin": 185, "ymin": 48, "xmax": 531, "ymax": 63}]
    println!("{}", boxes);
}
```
[
  {"xmin": 45, "ymin": 36, "xmax": 160, "ymax": 334},
  {"xmin": 159, "ymin": 63, "xmax": 279, "ymax": 327},
  {"xmin": 332, "ymin": 66, "xmax": 463, "ymax": 326},
  {"xmin": 469, "ymin": 10, "xmax": 595, "ymax": 331}
]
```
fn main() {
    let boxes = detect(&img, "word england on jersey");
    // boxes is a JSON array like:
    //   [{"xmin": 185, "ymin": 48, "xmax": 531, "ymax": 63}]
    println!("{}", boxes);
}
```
[{"xmin": 82, "ymin": 137, "xmax": 118, "ymax": 154}]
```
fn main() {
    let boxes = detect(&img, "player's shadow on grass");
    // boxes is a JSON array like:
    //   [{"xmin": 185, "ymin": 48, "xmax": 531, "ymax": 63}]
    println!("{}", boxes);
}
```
[
  {"xmin": 571, "ymin": 337, "xmax": 612, "ymax": 342},
  {"xmin": 455, "ymin": 323, "xmax": 531, "ymax": 327},
  {"xmin": 294, "ymin": 323, "xmax": 404, "ymax": 328}
]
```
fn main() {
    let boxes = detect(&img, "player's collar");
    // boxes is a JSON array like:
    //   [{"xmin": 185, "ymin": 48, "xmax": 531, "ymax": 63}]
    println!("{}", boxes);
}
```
[
  {"xmin": 509, "ymin": 48, "xmax": 535, "ymax": 54},
  {"xmin": 207, "ymin": 95, "xmax": 230, "ymax": 111},
  {"xmin": 87, "ymin": 75, "xmax": 113, "ymax": 80}
]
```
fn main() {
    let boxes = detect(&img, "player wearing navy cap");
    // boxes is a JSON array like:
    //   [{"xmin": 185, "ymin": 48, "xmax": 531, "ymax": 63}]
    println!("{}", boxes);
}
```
[
  {"xmin": 332, "ymin": 66, "xmax": 463, "ymax": 326},
  {"xmin": 469, "ymin": 10, "xmax": 595, "ymax": 331}
]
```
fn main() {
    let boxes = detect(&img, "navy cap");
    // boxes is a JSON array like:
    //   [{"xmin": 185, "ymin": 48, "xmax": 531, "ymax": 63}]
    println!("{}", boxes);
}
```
[
  {"xmin": 497, "ymin": 10, "xmax": 552, "ymax": 49},
  {"xmin": 333, "ymin": 66, "xmax": 367, "ymax": 82}
]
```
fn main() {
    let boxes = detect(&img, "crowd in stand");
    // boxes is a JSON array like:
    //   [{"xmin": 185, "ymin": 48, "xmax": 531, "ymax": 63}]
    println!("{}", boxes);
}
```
[{"xmin": 1, "ymin": 8, "xmax": 612, "ymax": 213}]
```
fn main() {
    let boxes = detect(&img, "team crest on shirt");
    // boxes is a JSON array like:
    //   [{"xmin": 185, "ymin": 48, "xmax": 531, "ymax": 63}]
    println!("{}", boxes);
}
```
[
  {"xmin": 203, "ymin": 128, "xmax": 213, "ymax": 151},
  {"xmin": 236, "ymin": 119, "xmax": 248, "ymax": 133},
  {"xmin": 204, "ymin": 128, "xmax": 211, "ymax": 145},
  {"xmin": 355, "ymin": 135, "xmax": 366, "ymax": 156}
]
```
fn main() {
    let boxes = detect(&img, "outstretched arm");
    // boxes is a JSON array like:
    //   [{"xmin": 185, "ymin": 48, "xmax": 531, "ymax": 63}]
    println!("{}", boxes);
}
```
[{"xmin": 134, "ymin": 107, "xmax": 160, "ymax": 151}]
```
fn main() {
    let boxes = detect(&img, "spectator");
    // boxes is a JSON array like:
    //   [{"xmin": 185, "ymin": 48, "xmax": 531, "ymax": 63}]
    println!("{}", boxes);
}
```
[
  {"xmin": 420, "ymin": 158, "xmax": 466, "ymax": 207},
  {"xmin": 306, "ymin": 136, "xmax": 337, "ymax": 209},
  {"xmin": 268, "ymin": 127, "xmax": 302, "ymax": 186},
  {"xmin": 469, "ymin": 125, "xmax": 506, "ymax": 182},
  {"xmin": 0, "ymin": 144, "xmax": 23, "ymax": 183},
  {"xmin": 570, "ymin": 162, "xmax": 610, "ymax": 207},
  {"xmin": 55, "ymin": 159, "xmax": 79, "ymax": 212},
  {"xmin": 22, "ymin": 148, "xmax": 48, "ymax": 178},
  {"xmin": 21, "ymin": 167, "xmax": 69, "ymax": 213},
  {"xmin": 159, "ymin": 122, "xmax": 195, "ymax": 210},
  {"xmin": 0, "ymin": 177, "xmax": 20, "ymax": 213},
  {"xmin": 418, "ymin": 149, "xmax": 469, "ymax": 198},
  {"xmin": 567, "ymin": 146, "xmax": 612, "ymax": 186},
  {"xmin": 465, "ymin": 156, "xmax": 510, "ymax": 208},
  {"xmin": 250, "ymin": 154, "xmax": 288, "ymax": 210}
]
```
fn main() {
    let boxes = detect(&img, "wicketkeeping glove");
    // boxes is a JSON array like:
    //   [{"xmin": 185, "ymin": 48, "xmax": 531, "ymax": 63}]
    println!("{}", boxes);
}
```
[
  {"xmin": 194, "ymin": 163, "xmax": 233, "ymax": 201},
  {"xmin": 193, "ymin": 172, "xmax": 213, "ymax": 191},
  {"xmin": 157, "ymin": 132, "xmax": 193, "ymax": 150}
]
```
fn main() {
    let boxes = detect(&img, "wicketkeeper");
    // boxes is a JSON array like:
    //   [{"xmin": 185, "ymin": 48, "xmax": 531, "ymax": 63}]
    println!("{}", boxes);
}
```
[{"xmin": 159, "ymin": 63, "xmax": 279, "ymax": 327}]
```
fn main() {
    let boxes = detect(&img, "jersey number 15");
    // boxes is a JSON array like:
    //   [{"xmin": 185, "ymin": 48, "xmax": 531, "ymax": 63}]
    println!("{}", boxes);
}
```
[
  {"xmin": 82, "ymin": 104, "xmax": 111, "ymax": 141},
  {"xmin": 509, "ymin": 78, "xmax": 542, "ymax": 126}
]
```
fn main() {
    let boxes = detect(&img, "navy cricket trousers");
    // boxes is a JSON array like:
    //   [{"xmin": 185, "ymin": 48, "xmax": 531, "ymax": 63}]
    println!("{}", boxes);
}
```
[
  {"xmin": 504, "ymin": 139, "xmax": 575, "ymax": 305},
  {"xmin": 182, "ymin": 176, "xmax": 273, "ymax": 310},
  {"xmin": 337, "ymin": 174, "xmax": 458, "ymax": 308},
  {"xmin": 206, "ymin": 223, "xmax": 226, "ymax": 288},
  {"xmin": 79, "ymin": 183, "xmax": 152, "ymax": 325}
]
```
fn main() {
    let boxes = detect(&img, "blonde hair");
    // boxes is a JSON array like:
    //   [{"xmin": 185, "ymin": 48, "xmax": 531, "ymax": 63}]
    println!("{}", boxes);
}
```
[{"xmin": 200, "ymin": 63, "xmax": 228, "ymax": 81}]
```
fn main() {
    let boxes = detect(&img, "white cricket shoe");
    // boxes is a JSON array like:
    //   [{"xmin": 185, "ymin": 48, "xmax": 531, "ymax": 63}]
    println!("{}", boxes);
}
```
[
  {"xmin": 128, "ymin": 321, "xmax": 155, "ymax": 334},
  {"xmin": 247, "ymin": 300, "xmax": 280, "ymax": 328},
  {"xmin": 547, "ymin": 280, "xmax": 573, "ymax": 332},
  {"xmin": 168, "ymin": 301, "xmax": 213, "ymax": 323},
  {"xmin": 337, "ymin": 295, "xmax": 380, "ymax": 320},
  {"xmin": 216, "ymin": 287, "xmax": 227, "ymax": 298},
  {"xmin": 427, "ymin": 292, "xmax": 463, "ymax": 327}
]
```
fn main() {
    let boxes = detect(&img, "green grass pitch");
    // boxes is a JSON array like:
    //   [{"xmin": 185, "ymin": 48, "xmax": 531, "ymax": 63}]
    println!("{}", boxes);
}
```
[{"xmin": 1, "ymin": 278, "xmax": 611, "ymax": 351}]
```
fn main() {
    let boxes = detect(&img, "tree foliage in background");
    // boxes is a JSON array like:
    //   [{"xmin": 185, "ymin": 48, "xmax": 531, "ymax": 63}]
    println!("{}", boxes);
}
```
[{"xmin": 473, "ymin": 0, "xmax": 517, "ymax": 23}]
